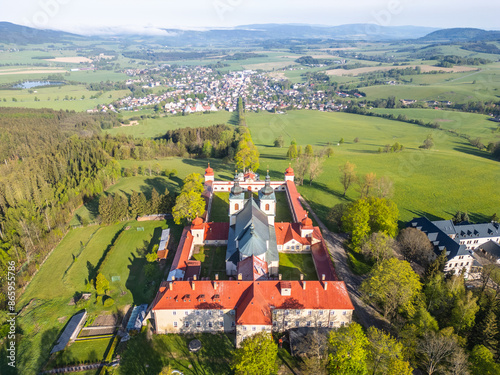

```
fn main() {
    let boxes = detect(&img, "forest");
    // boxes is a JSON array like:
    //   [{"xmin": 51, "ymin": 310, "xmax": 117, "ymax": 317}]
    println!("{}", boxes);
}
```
[{"xmin": 0, "ymin": 108, "xmax": 122, "ymax": 303}]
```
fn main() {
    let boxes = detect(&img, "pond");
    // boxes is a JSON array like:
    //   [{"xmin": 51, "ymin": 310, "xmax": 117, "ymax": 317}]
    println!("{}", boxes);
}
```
[{"xmin": 13, "ymin": 81, "xmax": 65, "ymax": 89}]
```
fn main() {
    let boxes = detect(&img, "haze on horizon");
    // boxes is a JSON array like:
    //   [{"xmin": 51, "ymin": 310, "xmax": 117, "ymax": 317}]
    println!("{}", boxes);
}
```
[{"xmin": 0, "ymin": 0, "xmax": 498, "ymax": 36}]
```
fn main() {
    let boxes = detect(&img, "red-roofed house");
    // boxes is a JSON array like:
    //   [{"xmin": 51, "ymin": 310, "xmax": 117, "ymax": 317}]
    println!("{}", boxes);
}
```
[{"xmin": 150, "ymin": 279, "xmax": 354, "ymax": 347}]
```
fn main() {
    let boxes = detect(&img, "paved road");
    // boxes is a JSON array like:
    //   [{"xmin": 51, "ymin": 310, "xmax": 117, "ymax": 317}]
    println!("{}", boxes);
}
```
[{"xmin": 300, "ymin": 198, "xmax": 390, "ymax": 331}]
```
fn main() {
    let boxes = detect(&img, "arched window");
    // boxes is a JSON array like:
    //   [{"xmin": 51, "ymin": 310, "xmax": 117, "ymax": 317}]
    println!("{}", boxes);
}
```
[
  {"xmin": 235, "ymin": 203, "xmax": 239, "ymax": 211},
  {"xmin": 265, "ymin": 204, "xmax": 270, "ymax": 211}
]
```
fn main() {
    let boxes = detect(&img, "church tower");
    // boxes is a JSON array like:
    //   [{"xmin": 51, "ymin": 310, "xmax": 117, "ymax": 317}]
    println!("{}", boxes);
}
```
[
  {"xmin": 258, "ymin": 171, "xmax": 276, "ymax": 225},
  {"xmin": 229, "ymin": 172, "xmax": 245, "ymax": 225}
]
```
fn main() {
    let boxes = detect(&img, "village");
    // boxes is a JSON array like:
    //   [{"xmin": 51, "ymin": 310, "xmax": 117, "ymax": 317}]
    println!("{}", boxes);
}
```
[{"xmin": 96, "ymin": 65, "xmax": 349, "ymax": 114}]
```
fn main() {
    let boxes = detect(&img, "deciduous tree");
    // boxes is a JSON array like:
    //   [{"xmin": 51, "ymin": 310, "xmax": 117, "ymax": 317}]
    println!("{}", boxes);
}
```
[
  {"xmin": 328, "ymin": 322, "xmax": 369, "ymax": 375},
  {"xmin": 232, "ymin": 332, "xmax": 277, "ymax": 375},
  {"xmin": 361, "ymin": 258, "xmax": 421, "ymax": 320},
  {"xmin": 339, "ymin": 161, "xmax": 357, "ymax": 197}
]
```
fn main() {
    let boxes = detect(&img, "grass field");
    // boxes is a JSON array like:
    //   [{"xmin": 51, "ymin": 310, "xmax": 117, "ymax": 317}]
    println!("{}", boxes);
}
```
[
  {"xmin": 210, "ymin": 193, "xmax": 230, "ymax": 222},
  {"xmin": 46, "ymin": 337, "xmax": 111, "ymax": 369},
  {"xmin": 279, "ymin": 253, "xmax": 318, "ymax": 280},
  {"xmin": 105, "ymin": 111, "xmax": 233, "ymax": 138},
  {"xmin": 371, "ymin": 108, "xmax": 500, "ymax": 144},
  {"xmin": 15, "ymin": 219, "xmax": 180, "ymax": 375},
  {"xmin": 102, "ymin": 109, "xmax": 500, "ymax": 228}
]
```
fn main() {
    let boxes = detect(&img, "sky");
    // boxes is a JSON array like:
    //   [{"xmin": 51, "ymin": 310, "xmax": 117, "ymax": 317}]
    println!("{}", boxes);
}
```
[{"xmin": 0, "ymin": 0, "xmax": 498, "ymax": 34}]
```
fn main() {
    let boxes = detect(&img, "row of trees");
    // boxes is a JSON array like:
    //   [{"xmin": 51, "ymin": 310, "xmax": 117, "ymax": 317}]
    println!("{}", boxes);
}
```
[
  {"xmin": 338, "ymin": 161, "xmax": 394, "ymax": 199},
  {"xmin": 98, "ymin": 188, "xmax": 174, "ymax": 225}
]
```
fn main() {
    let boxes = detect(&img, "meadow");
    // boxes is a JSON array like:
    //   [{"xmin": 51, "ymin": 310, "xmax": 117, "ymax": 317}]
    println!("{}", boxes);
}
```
[{"xmin": 104, "ymin": 110, "xmax": 500, "ymax": 227}]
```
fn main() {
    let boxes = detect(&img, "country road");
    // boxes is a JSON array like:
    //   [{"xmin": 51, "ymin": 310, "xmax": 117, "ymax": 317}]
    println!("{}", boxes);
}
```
[{"xmin": 300, "ymin": 197, "xmax": 391, "ymax": 332}]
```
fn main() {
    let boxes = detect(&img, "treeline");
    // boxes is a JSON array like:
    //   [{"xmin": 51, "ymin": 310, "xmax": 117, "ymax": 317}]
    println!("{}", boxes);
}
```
[
  {"xmin": 462, "ymin": 42, "xmax": 500, "ymax": 55},
  {"xmin": 158, "ymin": 124, "xmax": 251, "ymax": 160},
  {"xmin": 434, "ymin": 54, "xmax": 491, "ymax": 67},
  {"xmin": 122, "ymin": 51, "xmax": 211, "ymax": 61},
  {"xmin": 222, "ymin": 52, "xmax": 268, "ymax": 60},
  {"xmin": 98, "ymin": 188, "xmax": 174, "ymax": 225},
  {"xmin": 0, "ymin": 108, "xmax": 122, "ymax": 295}
]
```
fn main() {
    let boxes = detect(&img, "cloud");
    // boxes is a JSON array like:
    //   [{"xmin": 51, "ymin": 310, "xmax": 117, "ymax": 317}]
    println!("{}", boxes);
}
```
[{"xmin": 70, "ymin": 25, "xmax": 179, "ymax": 36}]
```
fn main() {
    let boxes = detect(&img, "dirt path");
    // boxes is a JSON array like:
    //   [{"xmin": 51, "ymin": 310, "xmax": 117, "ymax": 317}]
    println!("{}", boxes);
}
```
[{"xmin": 300, "ymin": 197, "xmax": 390, "ymax": 331}]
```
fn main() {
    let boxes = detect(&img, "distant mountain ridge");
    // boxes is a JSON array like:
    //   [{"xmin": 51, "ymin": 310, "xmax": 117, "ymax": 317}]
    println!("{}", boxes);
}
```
[
  {"xmin": 0, "ymin": 21, "xmax": 440, "ymax": 45},
  {"xmin": 420, "ymin": 27, "xmax": 500, "ymax": 42},
  {"xmin": 0, "ymin": 22, "xmax": 84, "ymax": 44}
]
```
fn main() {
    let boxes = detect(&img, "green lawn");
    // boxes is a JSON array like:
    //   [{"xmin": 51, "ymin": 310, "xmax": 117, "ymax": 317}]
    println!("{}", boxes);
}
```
[
  {"xmin": 279, "ymin": 253, "xmax": 318, "ymax": 280},
  {"xmin": 210, "ymin": 193, "xmax": 230, "ymax": 222},
  {"xmin": 45, "ymin": 337, "xmax": 112, "ymax": 370},
  {"xmin": 275, "ymin": 192, "xmax": 294, "ymax": 223},
  {"xmin": 192, "ymin": 246, "xmax": 227, "ymax": 280}
]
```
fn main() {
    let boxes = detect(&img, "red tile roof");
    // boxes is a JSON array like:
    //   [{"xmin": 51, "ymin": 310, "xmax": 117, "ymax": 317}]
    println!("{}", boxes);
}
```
[
  {"xmin": 274, "ymin": 223, "xmax": 309, "ymax": 245},
  {"xmin": 285, "ymin": 180, "xmax": 307, "ymax": 223},
  {"xmin": 152, "ymin": 280, "xmax": 354, "ymax": 325},
  {"xmin": 205, "ymin": 164, "xmax": 214, "ymax": 176},
  {"xmin": 204, "ymin": 222, "xmax": 229, "ymax": 241},
  {"xmin": 311, "ymin": 227, "xmax": 338, "ymax": 281},
  {"xmin": 170, "ymin": 228, "xmax": 194, "ymax": 277}
]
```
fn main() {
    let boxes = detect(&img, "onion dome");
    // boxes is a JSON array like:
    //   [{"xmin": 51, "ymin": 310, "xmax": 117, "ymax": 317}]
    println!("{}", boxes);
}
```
[
  {"xmin": 231, "ymin": 171, "xmax": 244, "ymax": 195},
  {"xmin": 192, "ymin": 217, "xmax": 204, "ymax": 226},
  {"xmin": 285, "ymin": 164, "xmax": 294, "ymax": 176},
  {"xmin": 204, "ymin": 163, "xmax": 214, "ymax": 176},
  {"xmin": 301, "ymin": 214, "xmax": 313, "ymax": 227}
]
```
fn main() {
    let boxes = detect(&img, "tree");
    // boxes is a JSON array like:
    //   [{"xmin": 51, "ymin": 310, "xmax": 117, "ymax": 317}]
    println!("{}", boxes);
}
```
[
  {"xmin": 354, "ymin": 137, "xmax": 360, "ymax": 143},
  {"xmin": 95, "ymin": 273, "xmax": 109, "ymax": 295},
  {"xmin": 324, "ymin": 146, "xmax": 334, "ymax": 158},
  {"xmin": 305, "ymin": 144, "xmax": 314, "ymax": 156},
  {"xmin": 181, "ymin": 173, "xmax": 205, "ymax": 194},
  {"xmin": 367, "ymin": 198, "xmax": 399, "ymax": 238},
  {"xmin": 339, "ymin": 138, "xmax": 345, "ymax": 144},
  {"xmin": 98, "ymin": 194, "xmax": 114, "ymax": 224},
  {"xmin": 234, "ymin": 139, "xmax": 260, "ymax": 171},
  {"xmin": 366, "ymin": 327, "xmax": 413, "ymax": 375},
  {"xmin": 308, "ymin": 156, "xmax": 324, "ymax": 185},
  {"xmin": 339, "ymin": 161, "xmax": 357, "ymax": 197},
  {"xmin": 158, "ymin": 188, "xmax": 174, "ymax": 213},
  {"xmin": 328, "ymin": 322, "xmax": 369, "ymax": 375},
  {"xmin": 327, "ymin": 203, "xmax": 346, "ymax": 229},
  {"xmin": 417, "ymin": 330, "xmax": 462, "ymax": 375},
  {"xmin": 361, "ymin": 232, "xmax": 397, "ymax": 263},
  {"xmin": 361, "ymin": 258, "xmax": 421, "ymax": 320},
  {"xmin": 397, "ymin": 227, "xmax": 434, "ymax": 266},
  {"xmin": 469, "ymin": 345, "xmax": 500, "ymax": 375},
  {"xmin": 129, "ymin": 191, "xmax": 148, "ymax": 218},
  {"xmin": 232, "ymin": 332, "xmax": 277, "ymax": 375},
  {"xmin": 424, "ymin": 249, "xmax": 447, "ymax": 281},
  {"xmin": 359, "ymin": 172, "xmax": 377, "ymax": 198},
  {"xmin": 374, "ymin": 176, "xmax": 394, "ymax": 199},
  {"xmin": 294, "ymin": 156, "xmax": 311, "ymax": 186},
  {"xmin": 420, "ymin": 134, "xmax": 434, "ymax": 149},
  {"xmin": 149, "ymin": 188, "xmax": 161, "ymax": 214},
  {"xmin": 274, "ymin": 135, "xmax": 284, "ymax": 148},
  {"xmin": 172, "ymin": 190, "xmax": 205, "ymax": 225},
  {"xmin": 450, "ymin": 289, "xmax": 479, "ymax": 334},
  {"xmin": 201, "ymin": 140, "xmax": 213, "ymax": 158},
  {"xmin": 287, "ymin": 143, "xmax": 298, "ymax": 159},
  {"xmin": 342, "ymin": 199, "xmax": 371, "ymax": 247},
  {"xmin": 491, "ymin": 213, "xmax": 499, "ymax": 223}
]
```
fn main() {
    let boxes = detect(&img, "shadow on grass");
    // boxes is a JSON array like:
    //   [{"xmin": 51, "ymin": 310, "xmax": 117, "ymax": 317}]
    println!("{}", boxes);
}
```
[
  {"xmin": 453, "ymin": 145, "xmax": 497, "ymax": 161},
  {"xmin": 406, "ymin": 209, "xmax": 444, "ymax": 222}
]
